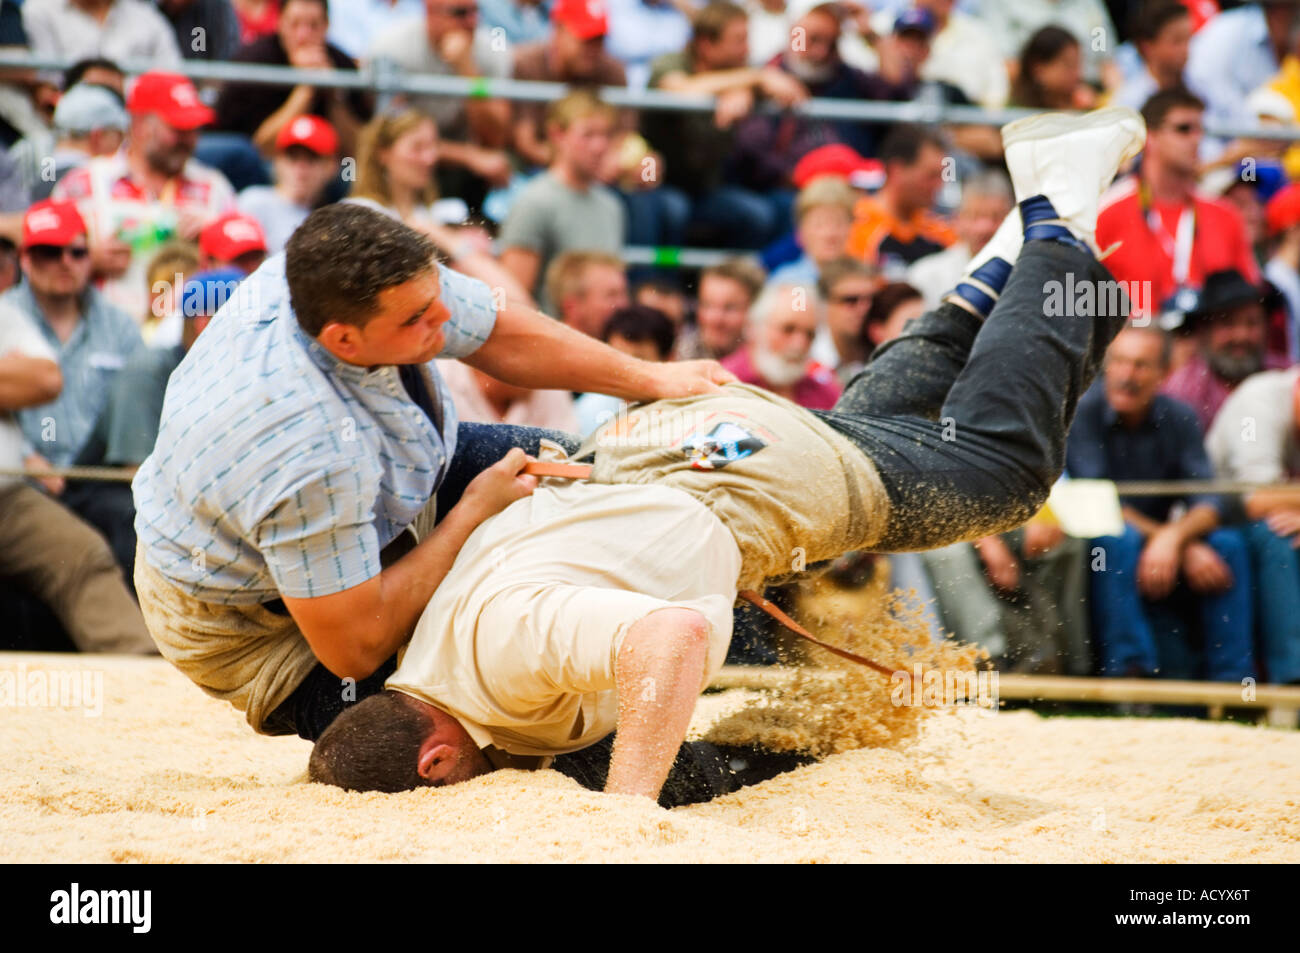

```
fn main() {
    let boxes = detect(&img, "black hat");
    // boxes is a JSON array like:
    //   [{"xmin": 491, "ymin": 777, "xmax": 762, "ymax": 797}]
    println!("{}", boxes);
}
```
[{"xmin": 1184, "ymin": 269, "xmax": 1266, "ymax": 327}]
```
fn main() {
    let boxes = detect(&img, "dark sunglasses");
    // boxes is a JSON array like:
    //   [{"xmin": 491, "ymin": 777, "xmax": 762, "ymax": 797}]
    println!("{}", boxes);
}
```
[
  {"xmin": 832, "ymin": 293, "xmax": 871, "ymax": 306},
  {"xmin": 442, "ymin": 4, "xmax": 476, "ymax": 17},
  {"xmin": 28, "ymin": 244, "xmax": 90, "ymax": 264},
  {"xmin": 1166, "ymin": 121, "xmax": 1203, "ymax": 135}
]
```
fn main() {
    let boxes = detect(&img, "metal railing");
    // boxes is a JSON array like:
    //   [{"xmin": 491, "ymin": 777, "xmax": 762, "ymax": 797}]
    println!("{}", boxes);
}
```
[{"xmin": 3, "ymin": 50, "xmax": 1300, "ymax": 142}]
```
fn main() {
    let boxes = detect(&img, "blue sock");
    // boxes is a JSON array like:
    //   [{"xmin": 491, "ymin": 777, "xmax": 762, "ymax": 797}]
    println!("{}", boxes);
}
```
[
  {"xmin": 950, "ymin": 257, "xmax": 1012, "ymax": 319},
  {"xmin": 1019, "ymin": 194, "xmax": 1093, "ymax": 255}
]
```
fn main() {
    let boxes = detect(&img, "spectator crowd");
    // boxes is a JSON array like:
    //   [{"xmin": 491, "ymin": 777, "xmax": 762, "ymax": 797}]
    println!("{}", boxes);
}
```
[{"xmin": 1, "ymin": 0, "xmax": 1298, "ymax": 697}]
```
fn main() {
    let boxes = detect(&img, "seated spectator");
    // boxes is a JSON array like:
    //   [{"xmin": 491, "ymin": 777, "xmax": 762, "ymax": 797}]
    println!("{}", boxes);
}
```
[
  {"xmin": 768, "ymin": 176, "xmax": 856, "ymax": 289},
  {"xmin": 543, "ymin": 250, "xmax": 629, "ymax": 338},
  {"xmin": 1066, "ymin": 324, "xmax": 1255, "ymax": 683},
  {"xmin": 436, "ymin": 360, "xmax": 579, "ymax": 431},
  {"xmin": 140, "ymin": 239, "xmax": 198, "ymax": 343},
  {"xmin": 346, "ymin": 109, "xmax": 531, "ymax": 302},
  {"xmin": 237, "ymin": 114, "xmax": 338, "ymax": 254},
  {"xmin": 815, "ymin": 257, "xmax": 876, "ymax": 380},
  {"xmin": 71, "ymin": 267, "xmax": 238, "ymax": 579},
  {"xmin": 1112, "ymin": 0, "xmax": 1194, "ymax": 111},
  {"xmin": 159, "ymin": 0, "xmax": 240, "ymax": 60},
  {"xmin": 510, "ymin": 0, "xmax": 627, "ymax": 168},
  {"xmin": 500, "ymin": 91, "xmax": 625, "ymax": 305},
  {"xmin": 21, "ymin": 0, "xmax": 182, "ymax": 68},
  {"xmin": 231, "ymin": 0, "xmax": 279, "ymax": 45},
  {"xmin": 907, "ymin": 168, "xmax": 1013, "ymax": 310},
  {"xmin": 846, "ymin": 123, "xmax": 956, "ymax": 274},
  {"xmin": 53, "ymin": 71, "xmax": 236, "ymax": 319},
  {"xmin": 721, "ymin": 281, "xmax": 840, "ymax": 409},
  {"xmin": 198, "ymin": 211, "xmax": 268, "ymax": 274},
  {"xmin": 0, "ymin": 282, "xmax": 152, "ymax": 653},
  {"xmin": 574, "ymin": 303, "xmax": 675, "ymax": 435},
  {"xmin": 980, "ymin": 0, "xmax": 1118, "ymax": 89},
  {"xmin": 1008, "ymin": 25, "xmax": 1096, "ymax": 110},
  {"xmin": 1186, "ymin": 0, "xmax": 1296, "ymax": 153},
  {"xmin": 916, "ymin": 0, "xmax": 1009, "ymax": 109},
  {"xmin": 10, "ymin": 83, "xmax": 128, "ymax": 202},
  {"xmin": 479, "ymin": 0, "xmax": 550, "ymax": 47},
  {"xmin": 860, "ymin": 280, "xmax": 923, "ymax": 358},
  {"xmin": 212, "ymin": 0, "xmax": 371, "ymax": 166},
  {"xmin": 640, "ymin": 0, "xmax": 806, "ymax": 249},
  {"xmin": 605, "ymin": 0, "xmax": 692, "ymax": 90},
  {"xmin": 1207, "ymin": 365, "xmax": 1300, "ymax": 684},
  {"xmin": 328, "ymin": 0, "xmax": 422, "ymax": 61},
  {"xmin": 1097, "ymin": 88, "xmax": 1260, "ymax": 324},
  {"xmin": 631, "ymin": 277, "xmax": 687, "ymax": 331},
  {"xmin": 367, "ymin": 0, "xmax": 511, "ymax": 207},
  {"xmin": 675, "ymin": 256, "xmax": 764, "ymax": 361},
  {"xmin": 1162, "ymin": 269, "xmax": 1290, "ymax": 433}
]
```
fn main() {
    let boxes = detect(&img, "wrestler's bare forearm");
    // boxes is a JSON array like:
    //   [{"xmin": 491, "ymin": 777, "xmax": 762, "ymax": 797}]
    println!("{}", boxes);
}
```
[{"xmin": 607, "ymin": 608, "xmax": 711, "ymax": 799}]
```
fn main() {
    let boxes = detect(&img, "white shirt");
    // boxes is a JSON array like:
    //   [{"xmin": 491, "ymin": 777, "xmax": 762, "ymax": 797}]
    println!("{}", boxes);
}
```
[
  {"xmin": 1206, "ymin": 367, "xmax": 1300, "ymax": 484},
  {"xmin": 387, "ymin": 456, "xmax": 742, "ymax": 758},
  {"xmin": 22, "ymin": 0, "xmax": 182, "ymax": 68}
]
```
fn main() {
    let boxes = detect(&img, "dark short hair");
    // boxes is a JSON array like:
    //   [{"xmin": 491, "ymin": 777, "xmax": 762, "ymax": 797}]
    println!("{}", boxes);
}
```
[
  {"xmin": 1141, "ymin": 85, "xmax": 1205, "ymax": 131},
  {"xmin": 817, "ymin": 257, "xmax": 876, "ymax": 299},
  {"xmin": 1012, "ymin": 25, "xmax": 1080, "ymax": 108},
  {"xmin": 63, "ymin": 57, "xmax": 123, "ymax": 98},
  {"xmin": 1132, "ymin": 0, "xmax": 1190, "ymax": 45},
  {"xmin": 861, "ymin": 281, "xmax": 922, "ymax": 347},
  {"xmin": 285, "ymin": 203, "xmax": 438, "ymax": 336},
  {"xmin": 878, "ymin": 123, "xmax": 946, "ymax": 167},
  {"xmin": 282, "ymin": 0, "xmax": 330, "ymax": 18},
  {"xmin": 308, "ymin": 691, "xmax": 433, "ymax": 793},
  {"xmin": 602, "ymin": 304, "xmax": 675, "ymax": 359}
]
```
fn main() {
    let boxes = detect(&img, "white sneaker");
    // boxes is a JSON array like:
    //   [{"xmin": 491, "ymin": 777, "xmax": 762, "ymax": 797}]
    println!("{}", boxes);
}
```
[{"xmin": 1001, "ymin": 107, "xmax": 1146, "ymax": 254}]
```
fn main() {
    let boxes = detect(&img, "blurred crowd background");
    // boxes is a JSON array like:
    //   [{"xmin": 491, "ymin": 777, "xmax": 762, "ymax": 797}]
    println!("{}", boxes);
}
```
[{"xmin": 1, "ymin": 0, "xmax": 1298, "ymax": 699}]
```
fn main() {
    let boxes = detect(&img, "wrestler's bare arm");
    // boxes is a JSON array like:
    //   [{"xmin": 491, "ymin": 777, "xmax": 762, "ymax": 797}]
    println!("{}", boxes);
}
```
[{"xmin": 606, "ymin": 608, "xmax": 711, "ymax": 799}]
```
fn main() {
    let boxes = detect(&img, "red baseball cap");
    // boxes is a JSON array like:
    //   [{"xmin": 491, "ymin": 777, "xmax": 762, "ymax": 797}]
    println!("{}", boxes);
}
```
[
  {"xmin": 275, "ymin": 114, "xmax": 339, "ymax": 156},
  {"xmin": 127, "ymin": 71, "xmax": 215, "ymax": 130},
  {"xmin": 553, "ymin": 0, "xmax": 608, "ymax": 39},
  {"xmin": 199, "ymin": 213, "xmax": 268, "ymax": 263},
  {"xmin": 792, "ymin": 144, "xmax": 885, "ymax": 190},
  {"xmin": 1266, "ymin": 182, "xmax": 1300, "ymax": 236},
  {"xmin": 22, "ymin": 200, "xmax": 87, "ymax": 248}
]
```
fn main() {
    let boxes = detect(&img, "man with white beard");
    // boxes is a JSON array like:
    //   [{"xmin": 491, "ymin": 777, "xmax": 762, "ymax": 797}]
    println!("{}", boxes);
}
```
[{"xmin": 720, "ymin": 282, "xmax": 841, "ymax": 409}]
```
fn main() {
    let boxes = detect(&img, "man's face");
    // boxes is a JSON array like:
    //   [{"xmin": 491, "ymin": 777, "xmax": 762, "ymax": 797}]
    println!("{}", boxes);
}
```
[
  {"xmin": 567, "ymin": 264, "xmax": 628, "ymax": 337},
  {"xmin": 1104, "ymin": 327, "xmax": 1168, "ymax": 418},
  {"xmin": 135, "ymin": 113, "xmax": 197, "ymax": 178},
  {"xmin": 893, "ymin": 30, "xmax": 932, "ymax": 73},
  {"xmin": 338, "ymin": 268, "xmax": 451, "ymax": 366},
  {"xmin": 1142, "ymin": 14, "xmax": 1191, "ymax": 76},
  {"xmin": 279, "ymin": 0, "xmax": 329, "ymax": 55},
  {"xmin": 21, "ymin": 238, "xmax": 92, "ymax": 298},
  {"xmin": 696, "ymin": 274, "xmax": 750, "ymax": 356},
  {"xmin": 426, "ymin": 0, "xmax": 478, "ymax": 37},
  {"xmin": 892, "ymin": 143, "xmax": 946, "ymax": 212},
  {"xmin": 1147, "ymin": 106, "xmax": 1203, "ymax": 177},
  {"xmin": 1204, "ymin": 302, "xmax": 1267, "ymax": 383},
  {"xmin": 797, "ymin": 204, "xmax": 851, "ymax": 265},
  {"xmin": 825, "ymin": 274, "xmax": 874, "ymax": 340},
  {"xmin": 554, "ymin": 113, "xmax": 613, "ymax": 177},
  {"xmin": 698, "ymin": 18, "xmax": 749, "ymax": 70},
  {"xmin": 553, "ymin": 24, "xmax": 606, "ymax": 79},
  {"xmin": 955, "ymin": 192, "xmax": 1011, "ymax": 253},
  {"xmin": 791, "ymin": 10, "xmax": 839, "ymax": 70},
  {"xmin": 274, "ymin": 146, "xmax": 338, "ymax": 205},
  {"xmin": 758, "ymin": 297, "xmax": 817, "ymax": 361}
]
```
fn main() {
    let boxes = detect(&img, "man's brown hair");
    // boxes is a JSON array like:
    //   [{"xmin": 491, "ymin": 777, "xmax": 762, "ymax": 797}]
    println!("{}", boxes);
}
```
[
  {"xmin": 690, "ymin": 1, "xmax": 747, "ymax": 56},
  {"xmin": 544, "ymin": 250, "xmax": 625, "ymax": 311},
  {"xmin": 545, "ymin": 88, "xmax": 617, "ymax": 134},
  {"xmin": 1141, "ymin": 85, "xmax": 1205, "ymax": 131},
  {"xmin": 285, "ymin": 203, "xmax": 438, "ymax": 336},
  {"xmin": 698, "ymin": 256, "xmax": 766, "ymax": 305},
  {"xmin": 308, "ymin": 691, "xmax": 434, "ymax": 793}
]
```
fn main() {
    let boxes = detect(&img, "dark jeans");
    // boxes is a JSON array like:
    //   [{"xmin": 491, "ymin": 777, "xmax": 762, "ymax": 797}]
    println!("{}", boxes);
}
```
[
  {"xmin": 264, "ymin": 421, "xmax": 581, "ymax": 741},
  {"xmin": 814, "ymin": 239, "xmax": 1126, "ymax": 552}
]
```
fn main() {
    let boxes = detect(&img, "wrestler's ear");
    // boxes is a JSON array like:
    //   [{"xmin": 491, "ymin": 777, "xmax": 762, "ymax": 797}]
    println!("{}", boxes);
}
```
[
  {"xmin": 416, "ymin": 739, "xmax": 459, "ymax": 784},
  {"xmin": 318, "ymin": 321, "xmax": 364, "ymax": 362}
]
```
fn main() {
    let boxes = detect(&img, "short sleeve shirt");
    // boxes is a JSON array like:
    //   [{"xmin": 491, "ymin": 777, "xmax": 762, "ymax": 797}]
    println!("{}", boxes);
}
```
[{"xmin": 132, "ymin": 252, "xmax": 498, "ymax": 604}]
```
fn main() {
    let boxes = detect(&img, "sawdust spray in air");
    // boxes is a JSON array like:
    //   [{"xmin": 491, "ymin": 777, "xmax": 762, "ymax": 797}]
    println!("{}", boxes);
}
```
[{"xmin": 704, "ymin": 572, "xmax": 986, "ymax": 758}]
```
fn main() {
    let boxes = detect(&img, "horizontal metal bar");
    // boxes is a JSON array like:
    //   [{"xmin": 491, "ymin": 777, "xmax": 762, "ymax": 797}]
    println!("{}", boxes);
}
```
[{"xmin": 2, "ymin": 50, "xmax": 1298, "ymax": 140}]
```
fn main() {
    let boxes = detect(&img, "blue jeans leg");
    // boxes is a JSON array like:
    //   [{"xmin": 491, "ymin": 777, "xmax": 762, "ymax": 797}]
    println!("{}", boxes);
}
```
[
  {"xmin": 1089, "ymin": 524, "xmax": 1159, "ymax": 675},
  {"xmin": 1198, "ymin": 527, "xmax": 1256, "ymax": 682},
  {"xmin": 691, "ymin": 186, "xmax": 780, "ymax": 248},
  {"xmin": 1243, "ymin": 519, "xmax": 1300, "ymax": 682},
  {"xmin": 434, "ymin": 421, "xmax": 581, "ymax": 521}
]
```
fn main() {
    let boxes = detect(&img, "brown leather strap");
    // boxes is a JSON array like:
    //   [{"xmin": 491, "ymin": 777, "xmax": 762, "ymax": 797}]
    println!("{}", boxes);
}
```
[
  {"xmin": 522, "ymin": 461, "xmax": 594, "ymax": 479},
  {"xmin": 739, "ymin": 589, "xmax": 903, "ymax": 680},
  {"xmin": 520, "ymin": 458, "xmax": 902, "ymax": 680}
]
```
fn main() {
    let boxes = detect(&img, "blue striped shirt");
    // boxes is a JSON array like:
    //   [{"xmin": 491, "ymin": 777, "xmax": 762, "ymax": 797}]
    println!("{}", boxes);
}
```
[
  {"xmin": 133, "ymin": 252, "xmax": 496, "ymax": 604},
  {"xmin": 10, "ymin": 282, "xmax": 142, "ymax": 465}
]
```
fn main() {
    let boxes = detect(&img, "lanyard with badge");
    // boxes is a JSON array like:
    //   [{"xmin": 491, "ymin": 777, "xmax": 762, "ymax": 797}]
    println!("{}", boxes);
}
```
[{"xmin": 1143, "ymin": 182, "xmax": 1199, "ymax": 327}]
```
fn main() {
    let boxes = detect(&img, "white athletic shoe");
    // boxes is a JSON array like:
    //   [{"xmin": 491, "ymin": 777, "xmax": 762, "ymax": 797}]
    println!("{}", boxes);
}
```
[{"xmin": 1001, "ymin": 106, "xmax": 1146, "ymax": 254}]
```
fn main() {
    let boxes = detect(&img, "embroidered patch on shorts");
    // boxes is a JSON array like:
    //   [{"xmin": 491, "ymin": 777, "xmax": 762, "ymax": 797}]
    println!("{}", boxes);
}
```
[{"xmin": 681, "ymin": 422, "xmax": 767, "ymax": 470}]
